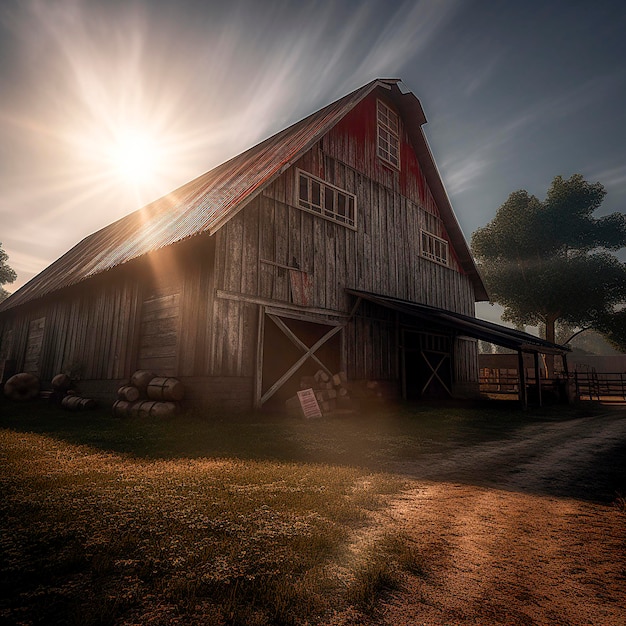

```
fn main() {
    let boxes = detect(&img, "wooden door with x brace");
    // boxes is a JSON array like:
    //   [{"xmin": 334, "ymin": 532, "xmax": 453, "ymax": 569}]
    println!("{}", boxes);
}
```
[
  {"xmin": 401, "ymin": 330, "xmax": 453, "ymax": 400},
  {"xmin": 255, "ymin": 309, "xmax": 343, "ymax": 409}
]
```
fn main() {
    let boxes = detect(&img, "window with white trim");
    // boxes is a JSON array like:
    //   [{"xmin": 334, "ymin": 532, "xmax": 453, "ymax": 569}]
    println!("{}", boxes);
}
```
[
  {"xmin": 421, "ymin": 230, "xmax": 449, "ymax": 266},
  {"xmin": 296, "ymin": 169, "xmax": 356, "ymax": 228},
  {"xmin": 377, "ymin": 99, "xmax": 400, "ymax": 169}
]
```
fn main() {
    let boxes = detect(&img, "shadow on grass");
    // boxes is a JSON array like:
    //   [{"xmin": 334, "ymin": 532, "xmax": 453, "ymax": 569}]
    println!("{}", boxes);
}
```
[
  {"xmin": 0, "ymin": 394, "xmax": 599, "ymax": 468},
  {"xmin": 2, "ymin": 395, "xmax": 624, "ymax": 505}
]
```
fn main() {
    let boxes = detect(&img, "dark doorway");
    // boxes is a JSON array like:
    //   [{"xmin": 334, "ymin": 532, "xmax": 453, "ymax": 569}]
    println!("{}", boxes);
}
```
[
  {"xmin": 403, "ymin": 330, "xmax": 452, "ymax": 400},
  {"xmin": 261, "ymin": 314, "xmax": 341, "ymax": 409}
]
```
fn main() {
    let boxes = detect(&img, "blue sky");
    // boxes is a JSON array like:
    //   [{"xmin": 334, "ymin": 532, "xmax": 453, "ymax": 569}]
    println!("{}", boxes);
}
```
[{"xmin": 1, "ymin": 0, "xmax": 625, "ymax": 325}]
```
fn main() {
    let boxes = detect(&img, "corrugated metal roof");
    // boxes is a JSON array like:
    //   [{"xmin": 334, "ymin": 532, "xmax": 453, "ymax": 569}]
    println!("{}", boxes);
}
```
[{"xmin": 1, "ymin": 78, "xmax": 487, "ymax": 311}]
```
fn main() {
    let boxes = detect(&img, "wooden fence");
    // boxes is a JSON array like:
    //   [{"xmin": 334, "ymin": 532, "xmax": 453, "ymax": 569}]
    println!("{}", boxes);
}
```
[
  {"xmin": 479, "ymin": 368, "xmax": 626, "ymax": 405},
  {"xmin": 573, "ymin": 371, "xmax": 626, "ymax": 403}
]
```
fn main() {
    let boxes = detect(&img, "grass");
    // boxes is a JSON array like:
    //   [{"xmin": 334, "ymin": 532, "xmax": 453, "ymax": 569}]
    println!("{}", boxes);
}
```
[{"xmin": 0, "ymin": 396, "xmax": 590, "ymax": 625}]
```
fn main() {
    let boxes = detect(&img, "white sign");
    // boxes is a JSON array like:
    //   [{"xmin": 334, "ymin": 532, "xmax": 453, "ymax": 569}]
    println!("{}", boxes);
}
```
[{"xmin": 297, "ymin": 388, "xmax": 323, "ymax": 418}]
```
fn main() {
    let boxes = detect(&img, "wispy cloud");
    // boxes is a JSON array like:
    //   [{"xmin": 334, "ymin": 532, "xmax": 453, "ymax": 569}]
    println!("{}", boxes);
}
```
[
  {"xmin": 439, "ymin": 155, "xmax": 492, "ymax": 196},
  {"xmin": 589, "ymin": 164, "xmax": 626, "ymax": 190},
  {"xmin": 439, "ymin": 70, "xmax": 625, "ymax": 198}
]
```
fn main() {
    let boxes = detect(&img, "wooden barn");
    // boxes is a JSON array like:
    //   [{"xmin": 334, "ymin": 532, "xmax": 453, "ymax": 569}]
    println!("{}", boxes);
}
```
[{"xmin": 0, "ymin": 78, "xmax": 567, "ymax": 410}]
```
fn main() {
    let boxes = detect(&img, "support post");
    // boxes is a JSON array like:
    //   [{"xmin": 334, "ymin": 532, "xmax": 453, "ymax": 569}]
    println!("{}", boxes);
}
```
[
  {"xmin": 254, "ymin": 305, "xmax": 265, "ymax": 409},
  {"xmin": 518, "ymin": 349, "xmax": 527, "ymax": 409},
  {"xmin": 533, "ymin": 351, "xmax": 542, "ymax": 407}
]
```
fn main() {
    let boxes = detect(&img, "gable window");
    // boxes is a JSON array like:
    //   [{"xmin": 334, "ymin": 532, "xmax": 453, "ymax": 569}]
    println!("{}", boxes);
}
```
[
  {"xmin": 421, "ymin": 230, "xmax": 448, "ymax": 266},
  {"xmin": 377, "ymin": 99, "xmax": 400, "ymax": 169},
  {"xmin": 296, "ymin": 169, "xmax": 356, "ymax": 228}
]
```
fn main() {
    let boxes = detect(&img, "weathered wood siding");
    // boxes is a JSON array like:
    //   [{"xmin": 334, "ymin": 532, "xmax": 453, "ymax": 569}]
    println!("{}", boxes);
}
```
[
  {"xmin": 211, "ymin": 90, "xmax": 476, "ymax": 383},
  {"xmin": 137, "ymin": 287, "xmax": 180, "ymax": 376},
  {"xmin": 0, "ymin": 276, "xmax": 142, "ymax": 381},
  {"xmin": 23, "ymin": 317, "xmax": 46, "ymax": 374},
  {"xmin": 0, "ymin": 238, "xmax": 217, "ymax": 385}
]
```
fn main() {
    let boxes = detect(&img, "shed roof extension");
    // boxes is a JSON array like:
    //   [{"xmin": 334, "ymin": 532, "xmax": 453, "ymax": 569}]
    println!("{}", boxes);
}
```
[
  {"xmin": 2, "ymin": 79, "xmax": 487, "ymax": 312},
  {"xmin": 347, "ymin": 289, "xmax": 570, "ymax": 356}
]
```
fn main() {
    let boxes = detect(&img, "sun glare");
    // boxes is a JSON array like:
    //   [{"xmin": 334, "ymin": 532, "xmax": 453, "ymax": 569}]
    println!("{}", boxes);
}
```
[{"xmin": 108, "ymin": 130, "xmax": 160, "ymax": 185}]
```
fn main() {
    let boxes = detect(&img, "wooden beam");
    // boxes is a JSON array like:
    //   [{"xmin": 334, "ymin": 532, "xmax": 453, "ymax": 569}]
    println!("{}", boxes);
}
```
[
  {"xmin": 265, "ymin": 306, "xmax": 343, "ymax": 326},
  {"xmin": 533, "ymin": 351, "xmax": 542, "ymax": 407},
  {"xmin": 518, "ymin": 350, "xmax": 528, "ymax": 409},
  {"xmin": 217, "ymin": 289, "xmax": 348, "ymax": 319},
  {"xmin": 267, "ymin": 314, "xmax": 334, "ymax": 375},
  {"xmin": 401, "ymin": 329, "xmax": 407, "ymax": 400},
  {"xmin": 254, "ymin": 305, "xmax": 265, "ymax": 409},
  {"xmin": 420, "ymin": 351, "xmax": 452, "ymax": 396},
  {"xmin": 519, "ymin": 343, "xmax": 568, "ymax": 356},
  {"xmin": 260, "ymin": 322, "xmax": 343, "ymax": 406}
]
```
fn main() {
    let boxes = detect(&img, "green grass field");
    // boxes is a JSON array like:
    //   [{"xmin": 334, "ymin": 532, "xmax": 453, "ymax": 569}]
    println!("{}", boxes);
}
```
[{"xmin": 0, "ymin": 398, "xmax": 580, "ymax": 625}]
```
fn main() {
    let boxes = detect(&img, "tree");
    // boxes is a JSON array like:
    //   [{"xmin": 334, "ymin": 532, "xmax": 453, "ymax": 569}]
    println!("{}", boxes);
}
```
[
  {"xmin": 471, "ymin": 174, "xmax": 626, "ymax": 359},
  {"xmin": 596, "ymin": 309, "xmax": 626, "ymax": 353},
  {"xmin": 0, "ymin": 242, "xmax": 17, "ymax": 302}
]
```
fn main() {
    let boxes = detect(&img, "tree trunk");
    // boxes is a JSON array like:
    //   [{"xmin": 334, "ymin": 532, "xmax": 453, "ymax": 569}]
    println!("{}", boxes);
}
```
[{"xmin": 544, "ymin": 314, "xmax": 558, "ymax": 378}]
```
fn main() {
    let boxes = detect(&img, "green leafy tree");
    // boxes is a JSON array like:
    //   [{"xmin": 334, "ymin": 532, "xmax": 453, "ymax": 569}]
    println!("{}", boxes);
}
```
[
  {"xmin": 0, "ymin": 242, "xmax": 17, "ymax": 302},
  {"xmin": 471, "ymin": 175, "xmax": 626, "ymax": 359},
  {"xmin": 596, "ymin": 309, "xmax": 626, "ymax": 353}
]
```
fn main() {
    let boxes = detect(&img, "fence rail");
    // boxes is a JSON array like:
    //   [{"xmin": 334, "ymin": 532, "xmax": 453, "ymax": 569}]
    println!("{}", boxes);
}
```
[
  {"xmin": 573, "ymin": 371, "xmax": 626, "ymax": 403},
  {"xmin": 479, "ymin": 369, "xmax": 626, "ymax": 404}
]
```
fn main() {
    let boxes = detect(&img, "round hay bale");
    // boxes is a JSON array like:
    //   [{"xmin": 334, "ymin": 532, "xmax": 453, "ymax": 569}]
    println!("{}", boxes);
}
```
[
  {"xmin": 61, "ymin": 396, "xmax": 96, "ymax": 411},
  {"xmin": 51, "ymin": 373, "xmax": 72, "ymax": 391},
  {"xmin": 4, "ymin": 373, "xmax": 40, "ymax": 401},
  {"xmin": 146, "ymin": 377, "xmax": 184, "ymax": 401},
  {"xmin": 130, "ymin": 370, "xmax": 157, "ymax": 390},
  {"xmin": 117, "ymin": 385, "xmax": 140, "ymax": 402},
  {"xmin": 112, "ymin": 399, "xmax": 135, "ymax": 418},
  {"xmin": 135, "ymin": 400, "xmax": 178, "ymax": 418}
]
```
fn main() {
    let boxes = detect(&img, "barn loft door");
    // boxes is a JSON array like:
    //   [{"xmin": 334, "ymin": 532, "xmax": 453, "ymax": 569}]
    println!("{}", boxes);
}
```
[
  {"xmin": 402, "ymin": 330, "xmax": 452, "ymax": 400},
  {"xmin": 137, "ymin": 287, "xmax": 181, "ymax": 376},
  {"xmin": 257, "ymin": 311, "xmax": 342, "ymax": 408}
]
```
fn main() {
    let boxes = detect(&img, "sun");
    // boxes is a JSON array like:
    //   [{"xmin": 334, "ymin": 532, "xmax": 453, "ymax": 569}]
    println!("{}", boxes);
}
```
[{"xmin": 107, "ymin": 129, "xmax": 160, "ymax": 185}]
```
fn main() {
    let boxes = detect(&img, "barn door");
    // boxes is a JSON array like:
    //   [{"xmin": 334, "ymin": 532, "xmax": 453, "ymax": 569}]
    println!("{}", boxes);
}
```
[
  {"xmin": 23, "ymin": 317, "xmax": 46, "ymax": 375},
  {"xmin": 402, "ymin": 330, "xmax": 452, "ymax": 400},
  {"xmin": 137, "ymin": 286, "xmax": 181, "ymax": 376},
  {"xmin": 257, "ymin": 310, "xmax": 342, "ymax": 409}
]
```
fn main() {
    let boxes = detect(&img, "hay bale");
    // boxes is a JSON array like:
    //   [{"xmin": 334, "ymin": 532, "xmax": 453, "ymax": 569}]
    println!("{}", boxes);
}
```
[
  {"xmin": 112, "ymin": 400, "xmax": 135, "ymax": 418},
  {"xmin": 4, "ymin": 373, "xmax": 40, "ymax": 401},
  {"xmin": 146, "ymin": 377, "xmax": 184, "ymax": 401},
  {"xmin": 61, "ymin": 396, "xmax": 96, "ymax": 411},
  {"xmin": 130, "ymin": 370, "xmax": 157, "ymax": 390},
  {"xmin": 117, "ymin": 385, "xmax": 140, "ymax": 402},
  {"xmin": 314, "ymin": 369, "xmax": 330, "ymax": 384},
  {"xmin": 51, "ymin": 373, "xmax": 72, "ymax": 392},
  {"xmin": 134, "ymin": 400, "xmax": 178, "ymax": 418},
  {"xmin": 332, "ymin": 371, "xmax": 348, "ymax": 386}
]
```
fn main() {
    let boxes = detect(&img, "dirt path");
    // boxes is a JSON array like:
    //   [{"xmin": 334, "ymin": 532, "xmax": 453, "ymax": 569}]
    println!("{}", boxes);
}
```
[{"xmin": 377, "ymin": 410, "xmax": 626, "ymax": 625}]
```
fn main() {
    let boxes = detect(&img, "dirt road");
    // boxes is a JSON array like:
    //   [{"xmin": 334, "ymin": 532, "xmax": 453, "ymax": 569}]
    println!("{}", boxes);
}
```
[{"xmin": 377, "ymin": 410, "xmax": 626, "ymax": 625}]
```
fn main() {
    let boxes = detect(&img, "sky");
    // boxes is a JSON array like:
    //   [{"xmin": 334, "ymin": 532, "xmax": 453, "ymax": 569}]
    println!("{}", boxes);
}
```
[{"xmin": 1, "ymin": 0, "xmax": 625, "ymax": 326}]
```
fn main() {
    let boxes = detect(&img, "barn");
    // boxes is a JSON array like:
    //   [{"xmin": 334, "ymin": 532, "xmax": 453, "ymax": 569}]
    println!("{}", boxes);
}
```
[{"xmin": 0, "ymin": 78, "xmax": 567, "ymax": 410}]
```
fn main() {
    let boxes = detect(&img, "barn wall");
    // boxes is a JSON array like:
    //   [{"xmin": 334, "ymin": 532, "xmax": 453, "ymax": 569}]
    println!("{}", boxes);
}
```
[
  {"xmin": 211, "ymin": 91, "xmax": 477, "ymax": 386},
  {"xmin": 0, "ymin": 237, "xmax": 217, "ymax": 393},
  {"xmin": 216, "ymin": 150, "xmax": 475, "ymax": 318},
  {"xmin": 0, "ymin": 275, "xmax": 143, "ymax": 383},
  {"xmin": 453, "ymin": 337, "xmax": 480, "ymax": 397}
]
